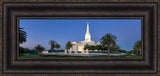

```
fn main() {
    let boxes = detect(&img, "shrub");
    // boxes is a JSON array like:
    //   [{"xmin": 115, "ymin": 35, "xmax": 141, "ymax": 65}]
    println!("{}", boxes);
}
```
[{"xmin": 19, "ymin": 47, "xmax": 38, "ymax": 55}]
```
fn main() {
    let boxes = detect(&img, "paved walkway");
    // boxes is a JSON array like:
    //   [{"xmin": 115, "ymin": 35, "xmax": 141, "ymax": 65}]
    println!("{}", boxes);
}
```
[{"xmin": 40, "ymin": 53, "xmax": 127, "ymax": 57}]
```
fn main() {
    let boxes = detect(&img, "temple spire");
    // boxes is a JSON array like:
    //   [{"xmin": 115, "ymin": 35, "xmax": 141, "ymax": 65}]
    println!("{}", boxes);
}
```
[
  {"xmin": 86, "ymin": 22, "xmax": 90, "ymax": 33},
  {"xmin": 84, "ymin": 22, "xmax": 91, "ymax": 42}
]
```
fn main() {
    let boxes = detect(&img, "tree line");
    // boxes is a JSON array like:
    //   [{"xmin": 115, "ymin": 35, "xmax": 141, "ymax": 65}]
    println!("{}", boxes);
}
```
[{"xmin": 19, "ymin": 27, "xmax": 142, "ymax": 56}]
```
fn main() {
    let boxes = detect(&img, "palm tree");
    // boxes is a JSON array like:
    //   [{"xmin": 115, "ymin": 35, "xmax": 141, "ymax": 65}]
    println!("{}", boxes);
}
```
[
  {"xmin": 110, "ymin": 44, "xmax": 121, "ymax": 53},
  {"xmin": 133, "ymin": 40, "xmax": 142, "ymax": 55},
  {"xmin": 49, "ymin": 40, "xmax": 57, "ymax": 54},
  {"xmin": 111, "ymin": 44, "xmax": 120, "ymax": 49},
  {"xmin": 101, "ymin": 33, "xmax": 117, "ymax": 56},
  {"xmin": 19, "ymin": 28, "xmax": 27, "ymax": 44},
  {"xmin": 66, "ymin": 41, "xmax": 72, "ymax": 52},
  {"xmin": 55, "ymin": 43, "xmax": 61, "ymax": 52},
  {"xmin": 34, "ymin": 44, "xmax": 45, "ymax": 53},
  {"xmin": 133, "ymin": 44, "xmax": 139, "ymax": 55},
  {"xmin": 102, "ymin": 43, "xmax": 107, "ymax": 52}
]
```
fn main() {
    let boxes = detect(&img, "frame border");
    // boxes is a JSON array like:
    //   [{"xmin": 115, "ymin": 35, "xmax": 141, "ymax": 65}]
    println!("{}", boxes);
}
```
[{"xmin": 2, "ymin": 2, "xmax": 158, "ymax": 74}]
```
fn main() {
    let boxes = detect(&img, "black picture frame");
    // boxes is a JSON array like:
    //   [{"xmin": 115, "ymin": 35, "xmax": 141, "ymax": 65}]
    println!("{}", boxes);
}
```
[{"xmin": 3, "ymin": 2, "xmax": 158, "ymax": 73}]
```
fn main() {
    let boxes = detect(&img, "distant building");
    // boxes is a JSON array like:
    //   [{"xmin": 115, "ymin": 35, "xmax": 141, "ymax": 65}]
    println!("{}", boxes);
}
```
[
  {"xmin": 70, "ymin": 22, "xmax": 100, "ymax": 51},
  {"xmin": 42, "ymin": 51, "xmax": 48, "ymax": 54}
]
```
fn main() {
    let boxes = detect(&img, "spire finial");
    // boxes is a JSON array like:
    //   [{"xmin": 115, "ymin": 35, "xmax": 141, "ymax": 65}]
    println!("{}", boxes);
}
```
[
  {"xmin": 84, "ymin": 21, "xmax": 91, "ymax": 41},
  {"xmin": 87, "ymin": 22, "xmax": 89, "ymax": 33}
]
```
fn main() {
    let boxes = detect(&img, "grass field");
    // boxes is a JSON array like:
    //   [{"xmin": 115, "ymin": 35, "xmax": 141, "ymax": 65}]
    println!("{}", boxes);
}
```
[
  {"xmin": 20, "ymin": 53, "xmax": 41, "ymax": 58},
  {"xmin": 19, "ymin": 53, "xmax": 142, "ymax": 58},
  {"xmin": 126, "ymin": 55, "xmax": 142, "ymax": 58}
]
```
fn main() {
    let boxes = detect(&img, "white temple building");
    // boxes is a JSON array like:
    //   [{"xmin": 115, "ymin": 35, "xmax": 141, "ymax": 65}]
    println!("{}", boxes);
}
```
[{"xmin": 70, "ymin": 22, "xmax": 100, "ymax": 52}]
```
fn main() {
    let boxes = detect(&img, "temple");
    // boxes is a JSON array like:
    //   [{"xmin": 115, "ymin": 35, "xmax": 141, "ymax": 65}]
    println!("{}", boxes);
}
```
[{"xmin": 69, "ymin": 22, "xmax": 100, "ymax": 52}]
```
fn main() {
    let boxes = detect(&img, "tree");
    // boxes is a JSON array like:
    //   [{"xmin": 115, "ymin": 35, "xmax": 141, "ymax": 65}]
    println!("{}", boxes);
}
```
[
  {"xmin": 84, "ymin": 45, "xmax": 96, "ymax": 51},
  {"xmin": 133, "ymin": 40, "xmax": 142, "ymax": 55},
  {"xmin": 95, "ymin": 45, "xmax": 102, "ymax": 52},
  {"xmin": 34, "ymin": 44, "xmax": 45, "ymax": 53},
  {"xmin": 111, "ymin": 44, "xmax": 120, "ymax": 49},
  {"xmin": 66, "ymin": 41, "xmax": 72, "ymax": 52},
  {"xmin": 101, "ymin": 33, "xmax": 117, "ymax": 56},
  {"xmin": 55, "ymin": 43, "xmax": 61, "ymax": 52},
  {"xmin": 49, "ymin": 40, "xmax": 57, "ymax": 54},
  {"xmin": 101, "ymin": 43, "xmax": 108, "ymax": 52},
  {"xmin": 19, "ymin": 28, "xmax": 27, "ymax": 44},
  {"xmin": 110, "ymin": 44, "xmax": 121, "ymax": 53},
  {"xmin": 19, "ymin": 47, "xmax": 30, "ymax": 54},
  {"xmin": 119, "ymin": 50, "xmax": 127, "ymax": 53},
  {"xmin": 127, "ymin": 50, "xmax": 136, "ymax": 55},
  {"xmin": 133, "ymin": 45, "xmax": 139, "ymax": 55},
  {"xmin": 84, "ymin": 44, "xmax": 89, "ymax": 50},
  {"xmin": 89, "ymin": 46, "xmax": 96, "ymax": 51}
]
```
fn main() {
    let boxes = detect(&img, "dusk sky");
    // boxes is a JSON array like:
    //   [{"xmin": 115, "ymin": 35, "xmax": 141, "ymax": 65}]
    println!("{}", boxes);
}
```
[{"xmin": 19, "ymin": 19, "xmax": 141, "ymax": 51}]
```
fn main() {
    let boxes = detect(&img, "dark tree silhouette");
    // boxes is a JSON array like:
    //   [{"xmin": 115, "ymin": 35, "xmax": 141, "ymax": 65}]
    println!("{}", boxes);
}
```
[
  {"xmin": 19, "ymin": 28, "xmax": 27, "ymax": 44},
  {"xmin": 101, "ymin": 33, "xmax": 117, "ymax": 56}
]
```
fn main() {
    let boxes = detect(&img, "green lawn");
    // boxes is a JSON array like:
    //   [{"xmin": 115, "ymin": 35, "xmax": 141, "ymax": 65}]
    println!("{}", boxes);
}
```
[
  {"xmin": 19, "ymin": 53, "xmax": 41, "ymax": 58},
  {"xmin": 19, "ymin": 53, "xmax": 142, "ymax": 58},
  {"xmin": 126, "ymin": 55, "xmax": 142, "ymax": 58}
]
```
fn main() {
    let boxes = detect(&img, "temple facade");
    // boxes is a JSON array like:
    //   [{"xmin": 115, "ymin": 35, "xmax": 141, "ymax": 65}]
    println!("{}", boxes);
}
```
[{"xmin": 70, "ymin": 22, "xmax": 100, "ymax": 52}]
